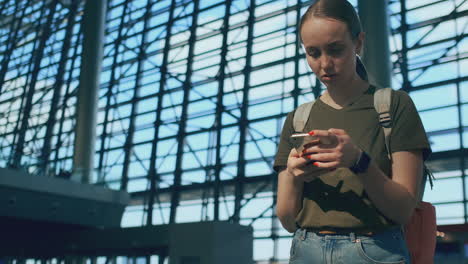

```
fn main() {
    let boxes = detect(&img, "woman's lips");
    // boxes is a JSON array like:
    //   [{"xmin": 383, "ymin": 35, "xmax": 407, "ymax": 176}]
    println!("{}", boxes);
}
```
[{"xmin": 321, "ymin": 74, "xmax": 337, "ymax": 81}]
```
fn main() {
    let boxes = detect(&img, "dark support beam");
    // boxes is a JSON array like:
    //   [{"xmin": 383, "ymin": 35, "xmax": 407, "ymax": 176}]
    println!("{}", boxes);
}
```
[
  {"xmin": 120, "ymin": 0, "xmax": 154, "ymax": 191},
  {"xmin": 53, "ymin": 30, "xmax": 83, "ymax": 173},
  {"xmin": 146, "ymin": 0, "xmax": 177, "ymax": 226},
  {"xmin": 213, "ymin": 0, "xmax": 233, "ymax": 221},
  {"xmin": 97, "ymin": 1, "xmax": 129, "ymax": 183},
  {"xmin": 73, "ymin": 0, "xmax": 108, "ymax": 183},
  {"xmin": 398, "ymin": 0, "xmax": 411, "ymax": 91},
  {"xmin": 358, "ymin": 0, "xmax": 392, "ymax": 88},
  {"xmin": 233, "ymin": 0, "xmax": 256, "ymax": 223},
  {"xmin": 170, "ymin": 0, "xmax": 200, "ymax": 224},
  {"xmin": 41, "ymin": 0, "xmax": 79, "ymax": 177},
  {"xmin": 456, "ymin": 60, "xmax": 467, "ymax": 222},
  {"xmin": 292, "ymin": 1, "xmax": 302, "ymax": 108}
]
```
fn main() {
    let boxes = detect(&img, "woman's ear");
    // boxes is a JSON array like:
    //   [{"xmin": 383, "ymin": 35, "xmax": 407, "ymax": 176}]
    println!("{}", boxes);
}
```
[{"xmin": 355, "ymin": 31, "xmax": 365, "ymax": 55}]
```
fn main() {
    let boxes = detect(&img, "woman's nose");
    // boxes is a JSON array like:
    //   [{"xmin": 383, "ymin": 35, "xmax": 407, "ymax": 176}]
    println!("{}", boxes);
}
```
[{"xmin": 321, "ymin": 55, "xmax": 333, "ymax": 69}]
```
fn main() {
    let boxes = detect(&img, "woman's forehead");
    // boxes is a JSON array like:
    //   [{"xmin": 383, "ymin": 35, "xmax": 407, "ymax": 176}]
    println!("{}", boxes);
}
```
[{"xmin": 300, "ymin": 17, "xmax": 351, "ymax": 47}]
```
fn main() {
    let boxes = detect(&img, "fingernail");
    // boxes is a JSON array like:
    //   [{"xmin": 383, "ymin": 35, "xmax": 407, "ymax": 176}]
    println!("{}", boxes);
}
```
[
  {"xmin": 307, "ymin": 155, "xmax": 313, "ymax": 159},
  {"xmin": 313, "ymin": 162, "xmax": 319, "ymax": 166},
  {"xmin": 308, "ymin": 131, "xmax": 315, "ymax": 136}
]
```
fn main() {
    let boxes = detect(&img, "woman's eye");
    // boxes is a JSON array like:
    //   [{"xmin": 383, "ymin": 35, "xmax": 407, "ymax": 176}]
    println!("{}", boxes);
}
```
[
  {"xmin": 328, "ymin": 48, "xmax": 343, "ymax": 56},
  {"xmin": 308, "ymin": 50, "xmax": 320, "ymax": 58}
]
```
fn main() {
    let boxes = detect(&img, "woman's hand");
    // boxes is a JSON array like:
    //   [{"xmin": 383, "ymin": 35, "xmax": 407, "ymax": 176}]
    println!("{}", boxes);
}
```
[
  {"xmin": 302, "ymin": 128, "xmax": 361, "ymax": 169},
  {"xmin": 286, "ymin": 147, "xmax": 327, "ymax": 182}
]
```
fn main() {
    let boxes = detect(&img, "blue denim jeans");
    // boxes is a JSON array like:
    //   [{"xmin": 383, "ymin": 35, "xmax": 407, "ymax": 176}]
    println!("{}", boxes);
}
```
[{"xmin": 289, "ymin": 227, "xmax": 410, "ymax": 264}]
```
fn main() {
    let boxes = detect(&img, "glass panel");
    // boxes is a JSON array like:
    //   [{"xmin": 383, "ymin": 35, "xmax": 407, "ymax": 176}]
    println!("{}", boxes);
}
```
[{"xmin": 424, "ymin": 177, "xmax": 463, "ymax": 203}]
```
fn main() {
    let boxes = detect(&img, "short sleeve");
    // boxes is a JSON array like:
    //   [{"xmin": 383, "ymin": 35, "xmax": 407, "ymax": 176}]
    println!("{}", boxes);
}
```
[
  {"xmin": 273, "ymin": 111, "xmax": 295, "ymax": 172},
  {"xmin": 390, "ymin": 90, "xmax": 432, "ymax": 160}
]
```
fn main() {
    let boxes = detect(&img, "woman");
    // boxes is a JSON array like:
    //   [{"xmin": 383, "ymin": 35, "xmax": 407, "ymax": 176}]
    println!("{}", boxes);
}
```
[{"xmin": 274, "ymin": 0, "xmax": 431, "ymax": 263}]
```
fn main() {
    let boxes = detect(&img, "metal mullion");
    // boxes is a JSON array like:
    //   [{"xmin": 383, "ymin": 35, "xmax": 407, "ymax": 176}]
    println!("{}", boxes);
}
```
[
  {"xmin": 11, "ymin": 0, "xmax": 58, "ymax": 168},
  {"xmin": 405, "ymin": 0, "xmax": 459, "ymax": 13},
  {"xmin": 186, "ymin": 55, "xmax": 294, "ymax": 88},
  {"xmin": 241, "ymin": 180, "xmax": 271, "ymax": 211},
  {"xmin": 452, "ymin": 3, "xmax": 468, "ymax": 222},
  {"xmin": 52, "ymin": 26, "xmax": 82, "ymax": 173},
  {"xmin": 120, "ymin": 0, "xmax": 154, "ymax": 192},
  {"xmin": 0, "ymin": 0, "xmax": 28, "ymax": 95},
  {"xmin": 248, "ymin": 202, "xmax": 272, "ymax": 226},
  {"xmin": 404, "ymin": 52, "xmax": 467, "ymax": 85},
  {"xmin": 0, "ymin": 0, "xmax": 11, "ymax": 19},
  {"xmin": 243, "ymin": 128, "xmax": 274, "ymax": 163},
  {"xmin": 232, "ymin": 0, "xmax": 256, "ymax": 223},
  {"xmin": 40, "ymin": 0, "xmax": 79, "ymax": 176},
  {"xmin": 213, "ymin": 0, "xmax": 232, "ymax": 220},
  {"xmin": 390, "ymin": 34, "xmax": 467, "ymax": 57},
  {"xmin": 99, "ymin": 114, "xmax": 300, "ymax": 158},
  {"xmin": 146, "ymin": 0, "xmax": 178, "ymax": 226},
  {"xmin": 201, "ymin": 130, "xmax": 215, "ymax": 220},
  {"xmin": 97, "ymin": 0, "xmax": 130, "ymax": 177},
  {"xmin": 402, "ymin": 5, "xmax": 467, "ymax": 62},
  {"xmin": 398, "ymin": 0, "xmax": 411, "ymax": 91},
  {"xmin": 392, "ymin": 9, "xmax": 468, "ymax": 33},
  {"xmin": 292, "ymin": 0, "xmax": 302, "ymax": 111},
  {"xmin": 397, "ymin": 76, "xmax": 468, "ymax": 93},
  {"xmin": 161, "ymin": 4, "xmax": 296, "ymax": 53},
  {"xmin": 169, "ymin": 0, "xmax": 200, "ymax": 224},
  {"xmin": 130, "ymin": 173, "xmax": 278, "ymax": 203}
]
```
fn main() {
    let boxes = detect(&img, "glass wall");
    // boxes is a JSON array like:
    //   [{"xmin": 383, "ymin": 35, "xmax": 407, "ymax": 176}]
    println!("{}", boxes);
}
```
[
  {"xmin": 0, "ymin": 0, "xmax": 466, "ymax": 262},
  {"xmin": 388, "ymin": 0, "xmax": 468, "ymax": 225}
]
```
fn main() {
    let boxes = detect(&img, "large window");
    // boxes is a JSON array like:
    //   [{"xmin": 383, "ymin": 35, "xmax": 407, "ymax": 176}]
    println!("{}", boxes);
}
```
[
  {"xmin": 0, "ymin": 0, "xmax": 82, "ymax": 176},
  {"xmin": 0, "ymin": 0, "xmax": 466, "ymax": 262},
  {"xmin": 389, "ymin": 0, "xmax": 468, "ymax": 225}
]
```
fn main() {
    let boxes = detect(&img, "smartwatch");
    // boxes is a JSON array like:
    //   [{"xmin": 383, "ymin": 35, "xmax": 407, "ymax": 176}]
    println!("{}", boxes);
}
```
[{"xmin": 349, "ymin": 150, "xmax": 371, "ymax": 174}]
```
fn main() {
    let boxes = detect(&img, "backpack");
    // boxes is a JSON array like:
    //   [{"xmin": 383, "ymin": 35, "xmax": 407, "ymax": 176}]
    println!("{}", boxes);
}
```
[{"xmin": 292, "ymin": 87, "xmax": 436, "ymax": 264}]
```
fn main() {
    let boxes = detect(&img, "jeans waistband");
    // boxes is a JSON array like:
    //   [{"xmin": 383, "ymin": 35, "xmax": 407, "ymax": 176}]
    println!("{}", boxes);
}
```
[{"xmin": 294, "ymin": 225, "xmax": 403, "ymax": 242}]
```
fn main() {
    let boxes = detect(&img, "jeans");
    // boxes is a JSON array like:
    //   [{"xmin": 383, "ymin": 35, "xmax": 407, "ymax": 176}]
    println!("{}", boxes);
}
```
[{"xmin": 289, "ymin": 227, "xmax": 410, "ymax": 264}]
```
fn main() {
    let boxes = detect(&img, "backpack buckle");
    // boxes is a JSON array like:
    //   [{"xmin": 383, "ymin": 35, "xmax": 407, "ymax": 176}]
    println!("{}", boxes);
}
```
[{"xmin": 378, "ymin": 112, "xmax": 392, "ymax": 128}]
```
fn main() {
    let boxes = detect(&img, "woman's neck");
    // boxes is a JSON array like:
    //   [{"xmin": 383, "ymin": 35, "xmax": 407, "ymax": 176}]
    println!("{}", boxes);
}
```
[{"xmin": 322, "ymin": 77, "xmax": 369, "ymax": 108}]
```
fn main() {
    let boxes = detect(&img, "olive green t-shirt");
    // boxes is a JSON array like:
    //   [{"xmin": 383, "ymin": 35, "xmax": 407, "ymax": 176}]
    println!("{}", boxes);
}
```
[{"xmin": 273, "ymin": 86, "xmax": 431, "ymax": 231}]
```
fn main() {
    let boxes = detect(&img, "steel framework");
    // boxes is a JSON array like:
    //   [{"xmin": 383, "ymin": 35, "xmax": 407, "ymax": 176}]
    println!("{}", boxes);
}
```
[{"xmin": 0, "ymin": 0, "xmax": 466, "ymax": 262}]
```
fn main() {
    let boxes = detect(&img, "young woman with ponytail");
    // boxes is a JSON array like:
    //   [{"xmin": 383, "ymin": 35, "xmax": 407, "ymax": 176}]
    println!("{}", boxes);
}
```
[{"xmin": 274, "ymin": 0, "xmax": 431, "ymax": 263}]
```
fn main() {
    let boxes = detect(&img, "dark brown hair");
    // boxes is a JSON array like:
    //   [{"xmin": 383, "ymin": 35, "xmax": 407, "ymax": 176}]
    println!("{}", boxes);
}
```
[{"xmin": 299, "ymin": 0, "xmax": 368, "ymax": 80}]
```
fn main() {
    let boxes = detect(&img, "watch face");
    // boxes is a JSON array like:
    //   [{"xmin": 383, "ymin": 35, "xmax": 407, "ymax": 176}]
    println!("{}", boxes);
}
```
[{"xmin": 351, "ymin": 151, "xmax": 371, "ymax": 173}]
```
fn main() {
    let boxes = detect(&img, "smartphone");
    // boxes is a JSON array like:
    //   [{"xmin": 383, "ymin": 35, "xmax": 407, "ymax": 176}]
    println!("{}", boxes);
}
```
[{"xmin": 290, "ymin": 133, "xmax": 318, "ymax": 154}]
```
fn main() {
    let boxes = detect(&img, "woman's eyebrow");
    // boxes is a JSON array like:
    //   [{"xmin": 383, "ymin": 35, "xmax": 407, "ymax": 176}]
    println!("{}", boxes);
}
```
[
  {"xmin": 327, "ymin": 41, "xmax": 345, "ymax": 47},
  {"xmin": 304, "ymin": 41, "xmax": 345, "ymax": 50}
]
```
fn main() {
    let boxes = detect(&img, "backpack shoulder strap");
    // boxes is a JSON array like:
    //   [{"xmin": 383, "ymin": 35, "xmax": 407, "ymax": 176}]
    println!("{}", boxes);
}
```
[
  {"xmin": 293, "ymin": 100, "xmax": 316, "ymax": 132},
  {"xmin": 374, "ymin": 87, "xmax": 435, "ymax": 194},
  {"xmin": 373, "ymin": 87, "xmax": 393, "ymax": 160}
]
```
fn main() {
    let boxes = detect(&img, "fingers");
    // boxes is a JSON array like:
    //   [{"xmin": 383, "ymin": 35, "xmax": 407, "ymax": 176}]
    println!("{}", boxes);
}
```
[
  {"xmin": 311, "ymin": 160, "xmax": 340, "ymax": 169},
  {"xmin": 302, "ymin": 143, "xmax": 335, "ymax": 156},
  {"xmin": 287, "ymin": 147, "xmax": 330, "ymax": 180},
  {"xmin": 287, "ymin": 148, "xmax": 312, "ymax": 169},
  {"xmin": 289, "ymin": 148, "xmax": 300, "ymax": 158},
  {"xmin": 308, "ymin": 129, "xmax": 336, "ymax": 145},
  {"xmin": 305, "ymin": 152, "xmax": 341, "ymax": 163},
  {"xmin": 309, "ymin": 129, "xmax": 330, "ymax": 137},
  {"xmin": 304, "ymin": 128, "xmax": 353, "ymax": 169},
  {"xmin": 304, "ymin": 152, "xmax": 341, "ymax": 169},
  {"xmin": 328, "ymin": 128, "xmax": 346, "ymax": 135}
]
